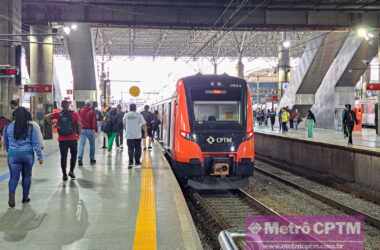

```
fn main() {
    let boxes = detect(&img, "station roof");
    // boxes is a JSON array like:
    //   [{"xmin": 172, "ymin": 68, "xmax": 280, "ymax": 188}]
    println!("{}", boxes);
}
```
[
  {"xmin": 24, "ymin": 0, "xmax": 380, "ymax": 30},
  {"xmin": 87, "ymin": 28, "xmax": 320, "ymax": 58}
]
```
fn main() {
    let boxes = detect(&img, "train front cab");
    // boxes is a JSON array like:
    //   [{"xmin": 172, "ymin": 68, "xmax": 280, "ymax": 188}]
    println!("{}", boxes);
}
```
[{"xmin": 171, "ymin": 75, "xmax": 254, "ymax": 189}]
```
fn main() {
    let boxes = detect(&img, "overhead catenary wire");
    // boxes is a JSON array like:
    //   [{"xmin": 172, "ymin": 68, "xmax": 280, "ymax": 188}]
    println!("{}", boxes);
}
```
[
  {"xmin": 178, "ymin": 0, "xmax": 245, "ymax": 58},
  {"xmin": 189, "ymin": 0, "xmax": 270, "ymax": 60}
]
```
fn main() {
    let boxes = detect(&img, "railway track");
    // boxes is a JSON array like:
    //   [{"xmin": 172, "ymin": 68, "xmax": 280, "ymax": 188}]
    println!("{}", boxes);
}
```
[
  {"xmin": 187, "ymin": 188, "xmax": 283, "ymax": 249},
  {"xmin": 188, "ymin": 188, "xmax": 331, "ymax": 249},
  {"xmin": 255, "ymin": 163, "xmax": 380, "ymax": 230}
]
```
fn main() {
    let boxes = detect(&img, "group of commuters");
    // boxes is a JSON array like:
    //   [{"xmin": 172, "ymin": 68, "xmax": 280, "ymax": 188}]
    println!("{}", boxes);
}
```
[
  {"xmin": 1, "ymin": 99, "xmax": 161, "ymax": 208},
  {"xmin": 255, "ymin": 107, "xmax": 304, "ymax": 133},
  {"xmin": 255, "ymin": 103, "xmax": 358, "ymax": 143}
]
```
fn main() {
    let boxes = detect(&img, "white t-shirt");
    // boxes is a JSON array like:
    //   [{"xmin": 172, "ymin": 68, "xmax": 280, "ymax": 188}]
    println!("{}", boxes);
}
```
[{"xmin": 123, "ymin": 112, "xmax": 146, "ymax": 139}]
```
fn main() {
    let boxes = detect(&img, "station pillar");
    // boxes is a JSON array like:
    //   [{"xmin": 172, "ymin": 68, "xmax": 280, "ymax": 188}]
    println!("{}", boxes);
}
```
[
  {"xmin": 236, "ymin": 58, "xmax": 244, "ymax": 79},
  {"xmin": 377, "ymin": 39, "xmax": 380, "ymax": 135},
  {"xmin": 29, "ymin": 25, "xmax": 54, "ymax": 139},
  {"xmin": 278, "ymin": 44, "xmax": 290, "ymax": 101},
  {"xmin": 66, "ymin": 23, "xmax": 97, "ymax": 109},
  {"xmin": 213, "ymin": 62, "xmax": 218, "ymax": 75},
  {"xmin": 0, "ymin": 0, "xmax": 22, "ymax": 118}
]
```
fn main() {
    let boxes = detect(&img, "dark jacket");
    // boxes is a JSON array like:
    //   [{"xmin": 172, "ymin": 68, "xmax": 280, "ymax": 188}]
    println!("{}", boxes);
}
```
[
  {"xmin": 116, "ymin": 110, "xmax": 125, "ymax": 132},
  {"xmin": 343, "ymin": 110, "xmax": 357, "ymax": 127},
  {"xmin": 307, "ymin": 111, "xmax": 316, "ymax": 124},
  {"xmin": 106, "ymin": 110, "xmax": 119, "ymax": 132},
  {"xmin": 141, "ymin": 111, "xmax": 154, "ymax": 128}
]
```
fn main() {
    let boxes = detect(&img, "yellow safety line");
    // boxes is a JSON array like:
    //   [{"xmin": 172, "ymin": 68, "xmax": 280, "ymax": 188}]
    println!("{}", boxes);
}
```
[{"xmin": 133, "ymin": 152, "xmax": 157, "ymax": 250}]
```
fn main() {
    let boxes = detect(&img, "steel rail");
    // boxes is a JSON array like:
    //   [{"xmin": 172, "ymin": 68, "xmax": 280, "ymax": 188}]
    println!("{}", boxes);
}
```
[{"xmin": 255, "ymin": 164, "xmax": 380, "ymax": 229}]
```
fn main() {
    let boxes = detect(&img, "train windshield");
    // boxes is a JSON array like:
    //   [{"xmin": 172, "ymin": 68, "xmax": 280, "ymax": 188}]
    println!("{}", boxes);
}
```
[
  {"xmin": 189, "ymin": 86, "xmax": 246, "ymax": 130},
  {"xmin": 193, "ymin": 101, "xmax": 241, "ymax": 124}
]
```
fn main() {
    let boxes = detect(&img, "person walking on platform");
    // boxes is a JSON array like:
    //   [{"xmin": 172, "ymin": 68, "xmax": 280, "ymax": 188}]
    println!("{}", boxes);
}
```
[
  {"xmin": 306, "ymin": 110, "xmax": 316, "ymax": 138},
  {"xmin": 269, "ymin": 109, "xmax": 276, "ymax": 131},
  {"xmin": 103, "ymin": 108, "xmax": 119, "ymax": 152},
  {"xmin": 3, "ymin": 107, "xmax": 44, "ymax": 207},
  {"xmin": 123, "ymin": 103, "xmax": 147, "ymax": 168},
  {"xmin": 293, "ymin": 109, "xmax": 300, "ymax": 130},
  {"xmin": 94, "ymin": 106, "xmax": 103, "ymax": 138},
  {"xmin": 101, "ymin": 106, "xmax": 109, "ymax": 149},
  {"xmin": 342, "ymin": 104, "xmax": 357, "ymax": 145},
  {"xmin": 281, "ymin": 108, "xmax": 290, "ymax": 133},
  {"xmin": 342, "ymin": 104, "xmax": 349, "ymax": 138},
  {"xmin": 47, "ymin": 100, "xmax": 80, "ymax": 181},
  {"xmin": 115, "ymin": 104, "xmax": 125, "ymax": 150},
  {"xmin": 78, "ymin": 101, "xmax": 97, "ymax": 166},
  {"xmin": 152, "ymin": 110, "xmax": 161, "ymax": 141},
  {"xmin": 289, "ymin": 109, "xmax": 295, "ymax": 129},
  {"xmin": 141, "ymin": 105, "xmax": 154, "ymax": 150}
]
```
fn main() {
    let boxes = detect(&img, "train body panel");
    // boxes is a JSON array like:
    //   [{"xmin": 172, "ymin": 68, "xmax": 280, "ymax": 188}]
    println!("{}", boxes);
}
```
[{"xmin": 153, "ymin": 74, "xmax": 254, "ymax": 189}]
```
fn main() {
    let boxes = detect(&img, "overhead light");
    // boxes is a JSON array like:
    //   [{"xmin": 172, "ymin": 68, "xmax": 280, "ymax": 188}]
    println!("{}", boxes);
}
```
[
  {"xmin": 71, "ymin": 24, "xmax": 78, "ymax": 30},
  {"xmin": 357, "ymin": 27, "xmax": 368, "ymax": 38},
  {"xmin": 368, "ymin": 33, "xmax": 375, "ymax": 38},
  {"xmin": 282, "ymin": 40, "xmax": 291, "ymax": 48},
  {"xmin": 63, "ymin": 26, "xmax": 71, "ymax": 35}
]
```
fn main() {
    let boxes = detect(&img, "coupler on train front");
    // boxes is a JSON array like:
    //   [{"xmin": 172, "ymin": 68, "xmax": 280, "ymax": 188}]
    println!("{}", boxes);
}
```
[{"xmin": 172, "ymin": 157, "xmax": 254, "ymax": 190}]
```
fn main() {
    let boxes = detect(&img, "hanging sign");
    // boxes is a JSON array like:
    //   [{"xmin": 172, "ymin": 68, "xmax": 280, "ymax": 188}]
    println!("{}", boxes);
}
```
[
  {"xmin": 129, "ymin": 86, "xmax": 141, "ymax": 97},
  {"xmin": 24, "ymin": 84, "xmax": 52, "ymax": 93}
]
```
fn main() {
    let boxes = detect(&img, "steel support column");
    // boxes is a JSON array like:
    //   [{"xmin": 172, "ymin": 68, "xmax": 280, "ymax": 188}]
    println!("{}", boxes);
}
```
[
  {"xmin": 0, "ymin": 0, "xmax": 22, "ymax": 118},
  {"xmin": 29, "ymin": 25, "xmax": 54, "ymax": 139},
  {"xmin": 66, "ymin": 23, "xmax": 97, "ymax": 108},
  {"xmin": 278, "ymin": 34, "xmax": 290, "ymax": 100}
]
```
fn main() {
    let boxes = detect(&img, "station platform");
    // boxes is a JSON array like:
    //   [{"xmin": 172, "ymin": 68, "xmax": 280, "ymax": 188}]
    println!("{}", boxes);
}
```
[
  {"xmin": 255, "ymin": 126, "xmax": 380, "ymax": 152},
  {"xmin": 0, "ymin": 139, "xmax": 202, "ymax": 250},
  {"xmin": 254, "ymin": 126, "xmax": 380, "ymax": 200}
]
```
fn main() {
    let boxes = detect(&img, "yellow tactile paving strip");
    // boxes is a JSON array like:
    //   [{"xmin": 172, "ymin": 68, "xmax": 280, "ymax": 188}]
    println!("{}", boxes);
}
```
[{"xmin": 133, "ymin": 152, "xmax": 157, "ymax": 250}]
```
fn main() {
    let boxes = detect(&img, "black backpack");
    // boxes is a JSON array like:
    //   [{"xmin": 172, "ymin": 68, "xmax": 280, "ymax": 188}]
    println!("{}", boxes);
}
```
[
  {"xmin": 58, "ymin": 111, "xmax": 75, "ymax": 136},
  {"xmin": 141, "ymin": 111, "xmax": 154, "ymax": 126}
]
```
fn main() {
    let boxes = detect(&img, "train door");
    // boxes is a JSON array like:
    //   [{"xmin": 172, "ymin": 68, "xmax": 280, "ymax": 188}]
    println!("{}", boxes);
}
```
[
  {"xmin": 162, "ymin": 102, "xmax": 170, "ymax": 149},
  {"xmin": 160, "ymin": 104, "xmax": 165, "ymax": 140},
  {"xmin": 169, "ymin": 100, "xmax": 175, "ymax": 151}
]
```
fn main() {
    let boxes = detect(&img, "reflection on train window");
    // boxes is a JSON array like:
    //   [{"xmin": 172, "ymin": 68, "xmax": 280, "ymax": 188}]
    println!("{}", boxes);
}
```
[{"xmin": 193, "ymin": 101, "xmax": 241, "ymax": 124}]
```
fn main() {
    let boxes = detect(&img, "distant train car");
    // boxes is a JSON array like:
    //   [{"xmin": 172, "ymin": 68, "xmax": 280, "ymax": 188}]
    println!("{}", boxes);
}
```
[{"xmin": 153, "ymin": 74, "xmax": 254, "ymax": 189}]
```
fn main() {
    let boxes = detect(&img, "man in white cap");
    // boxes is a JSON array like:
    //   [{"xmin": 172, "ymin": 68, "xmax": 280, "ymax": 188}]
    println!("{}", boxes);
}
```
[{"xmin": 78, "ymin": 100, "xmax": 97, "ymax": 166}]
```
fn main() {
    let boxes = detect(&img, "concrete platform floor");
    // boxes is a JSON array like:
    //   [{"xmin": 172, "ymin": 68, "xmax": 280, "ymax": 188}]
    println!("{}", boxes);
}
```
[
  {"xmin": 0, "ymin": 139, "xmax": 202, "ymax": 250},
  {"xmin": 255, "ymin": 126, "xmax": 380, "ymax": 152}
]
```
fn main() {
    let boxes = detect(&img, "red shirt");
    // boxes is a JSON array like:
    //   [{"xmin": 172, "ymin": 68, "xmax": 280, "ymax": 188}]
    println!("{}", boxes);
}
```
[
  {"xmin": 51, "ymin": 111, "xmax": 80, "ymax": 141},
  {"xmin": 79, "ymin": 107, "xmax": 98, "ymax": 132}
]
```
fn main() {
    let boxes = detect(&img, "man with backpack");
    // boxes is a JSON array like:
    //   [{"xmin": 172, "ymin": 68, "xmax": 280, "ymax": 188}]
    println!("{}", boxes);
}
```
[
  {"xmin": 47, "ymin": 100, "xmax": 81, "ymax": 181},
  {"xmin": 141, "ymin": 105, "xmax": 154, "ymax": 150},
  {"xmin": 102, "ymin": 107, "xmax": 119, "ymax": 152},
  {"xmin": 342, "ymin": 104, "xmax": 357, "ymax": 145},
  {"xmin": 78, "ymin": 101, "xmax": 97, "ymax": 166}
]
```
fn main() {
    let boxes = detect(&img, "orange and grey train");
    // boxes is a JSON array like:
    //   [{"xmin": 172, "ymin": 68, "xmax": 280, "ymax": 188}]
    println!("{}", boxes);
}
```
[{"xmin": 153, "ymin": 74, "xmax": 254, "ymax": 189}]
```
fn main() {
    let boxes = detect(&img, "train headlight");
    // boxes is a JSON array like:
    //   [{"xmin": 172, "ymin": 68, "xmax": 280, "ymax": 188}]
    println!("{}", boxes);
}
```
[
  {"xmin": 180, "ymin": 131, "xmax": 196, "ymax": 142},
  {"xmin": 243, "ymin": 130, "xmax": 254, "ymax": 141}
]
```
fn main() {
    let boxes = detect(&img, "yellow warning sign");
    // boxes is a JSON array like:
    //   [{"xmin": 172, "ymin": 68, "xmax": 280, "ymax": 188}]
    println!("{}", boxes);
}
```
[{"xmin": 129, "ymin": 86, "xmax": 140, "ymax": 97}]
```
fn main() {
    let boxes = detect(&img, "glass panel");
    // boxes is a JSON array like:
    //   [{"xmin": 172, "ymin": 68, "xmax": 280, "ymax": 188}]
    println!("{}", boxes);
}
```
[{"xmin": 193, "ymin": 101, "xmax": 241, "ymax": 124}]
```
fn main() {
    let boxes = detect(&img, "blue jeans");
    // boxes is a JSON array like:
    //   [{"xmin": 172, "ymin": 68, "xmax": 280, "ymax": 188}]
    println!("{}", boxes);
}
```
[
  {"xmin": 78, "ymin": 129, "xmax": 96, "ymax": 161},
  {"xmin": 8, "ymin": 153, "xmax": 34, "ymax": 199}
]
